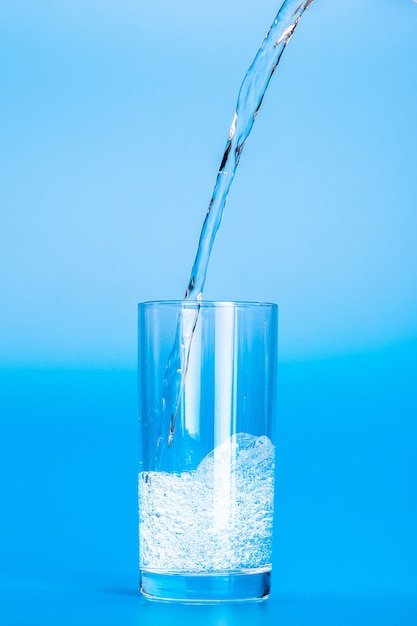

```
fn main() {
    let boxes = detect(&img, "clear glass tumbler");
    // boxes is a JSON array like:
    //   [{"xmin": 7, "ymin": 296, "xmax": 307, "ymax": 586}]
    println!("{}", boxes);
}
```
[{"xmin": 137, "ymin": 301, "xmax": 278, "ymax": 602}]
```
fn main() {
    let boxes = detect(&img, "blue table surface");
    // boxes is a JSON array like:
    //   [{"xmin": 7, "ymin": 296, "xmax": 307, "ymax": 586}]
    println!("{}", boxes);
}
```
[{"xmin": 1, "ymin": 345, "xmax": 416, "ymax": 625}]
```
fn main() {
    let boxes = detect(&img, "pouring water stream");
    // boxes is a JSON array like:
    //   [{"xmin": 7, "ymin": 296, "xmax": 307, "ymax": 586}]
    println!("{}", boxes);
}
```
[{"xmin": 157, "ymin": 0, "xmax": 316, "ymax": 462}]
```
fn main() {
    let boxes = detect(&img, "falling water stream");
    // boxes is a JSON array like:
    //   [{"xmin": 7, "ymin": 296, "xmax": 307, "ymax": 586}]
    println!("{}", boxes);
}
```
[{"xmin": 157, "ymin": 0, "xmax": 315, "ymax": 462}]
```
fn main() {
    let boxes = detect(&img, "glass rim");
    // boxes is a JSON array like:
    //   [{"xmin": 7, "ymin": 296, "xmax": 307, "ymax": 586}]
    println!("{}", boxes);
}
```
[{"xmin": 138, "ymin": 300, "xmax": 278, "ymax": 310}]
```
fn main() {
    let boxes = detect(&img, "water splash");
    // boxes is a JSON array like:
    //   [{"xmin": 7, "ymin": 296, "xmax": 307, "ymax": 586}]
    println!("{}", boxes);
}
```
[{"xmin": 140, "ymin": 434, "xmax": 275, "ymax": 570}]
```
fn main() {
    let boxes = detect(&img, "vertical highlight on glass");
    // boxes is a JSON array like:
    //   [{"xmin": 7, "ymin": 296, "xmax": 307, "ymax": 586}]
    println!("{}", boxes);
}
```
[{"xmin": 138, "ymin": 301, "xmax": 278, "ymax": 602}]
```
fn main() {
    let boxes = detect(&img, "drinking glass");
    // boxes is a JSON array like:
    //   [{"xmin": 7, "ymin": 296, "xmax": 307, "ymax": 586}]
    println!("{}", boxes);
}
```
[{"xmin": 138, "ymin": 300, "xmax": 278, "ymax": 602}]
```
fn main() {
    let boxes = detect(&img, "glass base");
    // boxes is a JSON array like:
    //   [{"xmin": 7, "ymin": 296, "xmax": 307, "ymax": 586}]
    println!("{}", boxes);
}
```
[{"xmin": 140, "ymin": 569, "xmax": 271, "ymax": 603}]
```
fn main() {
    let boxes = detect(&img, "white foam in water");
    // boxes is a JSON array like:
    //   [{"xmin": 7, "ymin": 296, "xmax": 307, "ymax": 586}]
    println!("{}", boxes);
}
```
[{"xmin": 138, "ymin": 433, "xmax": 275, "ymax": 572}]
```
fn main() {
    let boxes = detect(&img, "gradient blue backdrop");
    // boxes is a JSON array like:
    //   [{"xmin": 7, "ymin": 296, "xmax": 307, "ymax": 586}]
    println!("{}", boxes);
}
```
[{"xmin": 1, "ymin": 0, "xmax": 416, "ymax": 624}]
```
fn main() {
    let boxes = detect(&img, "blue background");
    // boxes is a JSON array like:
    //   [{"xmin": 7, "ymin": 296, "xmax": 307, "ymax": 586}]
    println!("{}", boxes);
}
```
[{"xmin": 1, "ymin": 0, "xmax": 416, "ymax": 623}]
